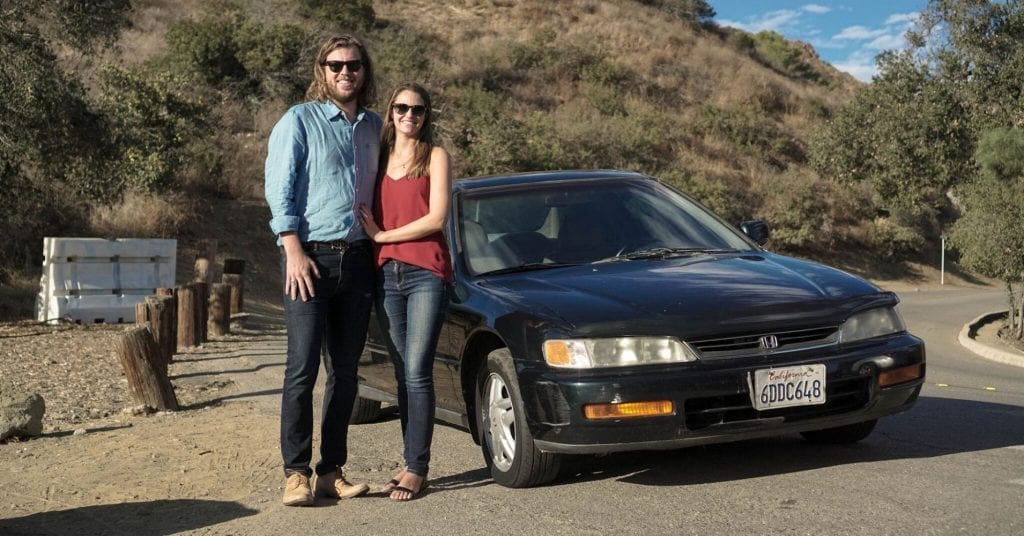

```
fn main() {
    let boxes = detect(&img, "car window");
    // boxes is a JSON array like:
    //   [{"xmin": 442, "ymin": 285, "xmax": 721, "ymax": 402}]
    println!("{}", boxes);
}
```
[{"xmin": 457, "ymin": 178, "xmax": 755, "ymax": 275}]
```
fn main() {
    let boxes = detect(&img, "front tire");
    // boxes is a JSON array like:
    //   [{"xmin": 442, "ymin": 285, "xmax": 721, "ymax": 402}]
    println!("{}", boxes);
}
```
[
  {"xmin": 476, "ymin": 348, "xmax": 561, "ymax": 488},
  {"xmin": 349, "ymin": 396, "xmax": 382, "ymax": 424},
  {"xmin": 800, "ymin": 419, "xmax": 877, "ymax": 444}
]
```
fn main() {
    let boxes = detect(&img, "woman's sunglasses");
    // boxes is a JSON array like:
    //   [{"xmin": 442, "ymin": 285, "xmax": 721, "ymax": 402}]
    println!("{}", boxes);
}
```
[
  {"xmin": 323, "ymin": 60, "xmax": 363, "ymax": 73},
  {"xmin": 392, "ymin": 104, "xmax": 427, "ymax": 117}
]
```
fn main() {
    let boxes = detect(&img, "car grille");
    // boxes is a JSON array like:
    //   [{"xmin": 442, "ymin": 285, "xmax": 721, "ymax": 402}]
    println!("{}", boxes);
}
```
[
  {"xmin": 683, "ymin": 375, "xmax": 871, "ymax": 431},
  {"xmin": 687, "ymin": 325, "xmax": 839, "ymax": 359}
]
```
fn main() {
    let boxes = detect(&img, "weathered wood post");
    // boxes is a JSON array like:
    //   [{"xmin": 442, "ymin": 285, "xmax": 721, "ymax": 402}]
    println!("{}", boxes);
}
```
[
  {"xmin": 134, "ymin": 296, "xmax": 174, "ymax": 365},
  {"xmin": 150, "ymin": 296, "xmax": 175, "ymax": 363},
  {"xmin": 208, "ymin": 282, "xmax": 232, "ymax": 337},
  {"xmin": 156, "ymin": 287, "xmax": 177, "ymax": 355},
  {"xmin": 176, "ymin": 284, "xmax": 199, "ymax": 349},
  {"xmin": 222, "ymin": 257, "xmax": 245, "ymax": 315},
  {"xmin": 115, "ymin": 326, "xmax": 179, "ymax": 411},
  {"xmin": 191, "ymin": 281, "xmax": 209, "ymax": 342}
]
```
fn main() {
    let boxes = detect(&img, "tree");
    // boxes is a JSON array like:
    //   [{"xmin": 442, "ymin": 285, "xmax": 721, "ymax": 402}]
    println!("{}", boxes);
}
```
[
  {"xmin": 950, "ymin": 128, "xmax": 1024, "ymax": 340},
  {"xmin": 0, "ymin": 0, "xmax": 134, "ymax": 273},
  {"xmin": 810, "ymin": 0, "xmax": 1024, "ymax": 259}
]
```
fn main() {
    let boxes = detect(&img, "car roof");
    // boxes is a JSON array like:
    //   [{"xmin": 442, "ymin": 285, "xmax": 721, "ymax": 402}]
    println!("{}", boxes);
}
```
[{"xmin": 452, "ymin": 169, "xmax": 648, "ymax": 193}]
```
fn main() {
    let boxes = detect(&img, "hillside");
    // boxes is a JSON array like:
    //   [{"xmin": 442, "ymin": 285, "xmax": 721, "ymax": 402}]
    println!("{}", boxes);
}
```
[{"xmin": 4, "ymin": 0, "xmax": 973, "ymax": 322}]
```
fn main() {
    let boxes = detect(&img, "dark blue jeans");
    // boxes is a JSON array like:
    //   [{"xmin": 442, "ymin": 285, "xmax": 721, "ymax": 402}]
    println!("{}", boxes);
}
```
[
  {"xmin": 280, "ymin": 246, "xmax": 374, "ymax": 477},
  {"xmin": 376, "ymin": 260, "xmax": 449, "ymax": 476}
]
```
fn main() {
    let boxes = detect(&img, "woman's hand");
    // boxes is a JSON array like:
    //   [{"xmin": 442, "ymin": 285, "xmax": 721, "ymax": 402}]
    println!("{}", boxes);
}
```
[{"xmin": 359, "ymin": 204, "xmax": 384, "ymax": 242}]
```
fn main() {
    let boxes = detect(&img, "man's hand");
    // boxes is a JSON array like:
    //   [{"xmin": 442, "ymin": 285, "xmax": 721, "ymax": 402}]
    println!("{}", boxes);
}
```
[{"xmin": 280, "ymin": 233, "xmax": 320, "ymax": 301}]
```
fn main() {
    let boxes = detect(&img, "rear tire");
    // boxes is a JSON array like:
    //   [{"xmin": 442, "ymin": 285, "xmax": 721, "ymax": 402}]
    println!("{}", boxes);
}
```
[
  {"xmin": 476, "ymin": 348, "xmax": 561, "ymax": 488},
  {"xmin": 349, "ymin": 396, "xmax": 382, "ymax": 424},
  {"xmin": 800, "ymin": 419, "xmax": 877, "ymax": 444}
]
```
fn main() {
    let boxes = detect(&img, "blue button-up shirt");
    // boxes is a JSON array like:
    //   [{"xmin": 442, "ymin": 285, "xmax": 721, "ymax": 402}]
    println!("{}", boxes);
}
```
[{"xmin": 265, "ymin": 101, "xmax": 382, "ymax": 244}]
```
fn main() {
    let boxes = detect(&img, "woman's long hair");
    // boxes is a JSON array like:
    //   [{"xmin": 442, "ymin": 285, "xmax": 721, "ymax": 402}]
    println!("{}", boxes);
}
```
[
  {"xmin": 379, "ymin": 83, "xmax": 435, "ymax": 179},
  {"xmin": 305, "ymin": 34, "xmax": 376, "ymax": 108}
]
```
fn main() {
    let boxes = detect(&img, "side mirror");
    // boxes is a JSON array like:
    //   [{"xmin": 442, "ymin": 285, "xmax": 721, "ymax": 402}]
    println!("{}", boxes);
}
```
[{"xmin": 739, "ymin": 220, "xmax": 770, "ymax": 246}]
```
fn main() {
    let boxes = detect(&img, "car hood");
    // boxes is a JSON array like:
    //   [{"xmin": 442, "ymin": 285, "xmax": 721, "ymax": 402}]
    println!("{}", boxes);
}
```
[{"xmin": 476, "ymin": 253, "xmax": 894, "ymax": 338}]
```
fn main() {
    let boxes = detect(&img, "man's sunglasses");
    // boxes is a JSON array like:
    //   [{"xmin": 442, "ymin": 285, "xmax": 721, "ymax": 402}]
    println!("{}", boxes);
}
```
[
  {"xmin": 323, "ymin": 60, "xmax": 363, "ymax": 73},
  {"xmin": 392, "ymin": 104, "xmax": 427, "ymax": 117}
]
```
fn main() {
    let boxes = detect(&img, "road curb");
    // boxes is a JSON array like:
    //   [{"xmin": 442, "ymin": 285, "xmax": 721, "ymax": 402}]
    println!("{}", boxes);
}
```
[{"xmin": 958, "ymin": 310, "xmax": 1024, "ymax": 368}]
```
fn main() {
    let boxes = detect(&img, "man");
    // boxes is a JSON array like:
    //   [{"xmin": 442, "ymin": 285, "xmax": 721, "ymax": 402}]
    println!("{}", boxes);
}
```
[{"xmin": 264, "ymin": 35, "xmax": 381, "ymax": 507}]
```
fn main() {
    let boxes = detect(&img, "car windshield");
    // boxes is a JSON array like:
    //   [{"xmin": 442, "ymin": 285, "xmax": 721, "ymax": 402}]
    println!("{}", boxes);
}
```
[{"xmin": 456, "ymin": 177, "xmax": 757, "ymax": 276}]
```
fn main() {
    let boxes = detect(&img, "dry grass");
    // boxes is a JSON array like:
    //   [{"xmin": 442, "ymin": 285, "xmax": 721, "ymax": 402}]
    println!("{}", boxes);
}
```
[{"xmin": 88, "ymin": 191, "xmax": 191, "ymax": 239}]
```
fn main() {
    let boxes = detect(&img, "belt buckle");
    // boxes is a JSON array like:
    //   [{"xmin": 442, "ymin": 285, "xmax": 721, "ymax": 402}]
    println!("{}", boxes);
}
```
[{"xmin": 328, "ymin": 240, "xmax": 348, "ymax": 252}]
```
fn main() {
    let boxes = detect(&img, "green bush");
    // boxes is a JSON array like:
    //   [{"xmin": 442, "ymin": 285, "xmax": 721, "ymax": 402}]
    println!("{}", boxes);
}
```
[
  {"xmin": 635, "ymin": 0, "xmax": 716, "ymax": 25},
  {"xmin": 96, "ymin": 66, "xmax": 210, "ymax": 195},
  {"xmin": 166, "ymin": 18, "xmax": 245, "ymax": 84},
  {"xmin": 694, "ymin": 104, "xmax": 799, "ymax": 165},
  {"xmin": 235, "ymin": 21, "xmax": 311, "ymax": 101},
  {"xmin": 292, "ymin": 0, "xmax": 375, "ymax": 31},
  {"xmin": 752, "ymin": 31, "xmax": 822, "ymax": 84},
  {"xmin": 449, "ymin": 82, "xmax": 524, "ymax": 175}
]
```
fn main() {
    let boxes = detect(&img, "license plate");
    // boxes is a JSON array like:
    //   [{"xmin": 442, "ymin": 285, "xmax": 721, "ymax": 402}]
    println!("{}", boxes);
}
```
[{"xmin": 749, "ymin": 364, "xmax": 827, "ymax": 411}]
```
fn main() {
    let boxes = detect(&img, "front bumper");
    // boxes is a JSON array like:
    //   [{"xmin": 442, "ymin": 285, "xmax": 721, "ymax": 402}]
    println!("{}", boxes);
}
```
[{"xmin": 518, "ymin": 333, "xmax": 925, "ymax": 454}]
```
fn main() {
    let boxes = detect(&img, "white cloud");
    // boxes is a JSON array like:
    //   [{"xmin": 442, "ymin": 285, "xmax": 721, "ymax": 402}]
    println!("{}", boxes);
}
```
[
  {"xmin": 832, "ymin": 50, "xmax": 879, "ymax": 82},
  {"xmin": 802, "ymin": 4, "xmax": 832, "ymax": 15},
  {"xmin": 868, "ymin": 33, "xmax": 907, "ymax": 50},
  {"xmin": 717, "ymin": 10, "xmax": 803, "ymax": 33},
  {"xmin": 885, "ymin": 12, "xmax": 918, "ymax": 25},
  {"xmin": 834, "ymin": 25, "xmax": 888, "ymax": 41}
]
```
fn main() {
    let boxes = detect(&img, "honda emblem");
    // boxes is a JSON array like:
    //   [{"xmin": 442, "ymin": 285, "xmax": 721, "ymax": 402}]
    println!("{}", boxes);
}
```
[{"xmin": 759, "ymin": 335, "xmax": 779, "ymax": 350}]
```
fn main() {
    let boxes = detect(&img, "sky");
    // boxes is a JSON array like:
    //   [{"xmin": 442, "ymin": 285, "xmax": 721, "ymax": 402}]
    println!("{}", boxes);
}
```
[{"xmin": 710, "ymin": 1, "xmax": 929, "ymax": 82}]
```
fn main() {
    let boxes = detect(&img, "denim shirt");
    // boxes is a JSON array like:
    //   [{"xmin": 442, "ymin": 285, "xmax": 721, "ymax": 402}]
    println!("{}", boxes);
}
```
[{"xmin": 265, "ymin": 101, "xmax": 382, "ymax": 245}]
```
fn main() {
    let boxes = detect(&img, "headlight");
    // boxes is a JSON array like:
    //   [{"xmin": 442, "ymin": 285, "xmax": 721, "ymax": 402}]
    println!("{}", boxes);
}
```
[
  {"xmin": 840, "ymin": 307, "xmax": 906, "ymax": 343},
  {"xmin": 543, "ymin": 337, "xmax": 698, "ymax": 368}
]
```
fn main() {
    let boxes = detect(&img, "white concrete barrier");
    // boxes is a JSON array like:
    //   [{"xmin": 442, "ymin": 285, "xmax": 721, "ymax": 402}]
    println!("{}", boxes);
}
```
[{"xmin": 35, "ymin": 238, "xmax": 176, "ymax": 324}]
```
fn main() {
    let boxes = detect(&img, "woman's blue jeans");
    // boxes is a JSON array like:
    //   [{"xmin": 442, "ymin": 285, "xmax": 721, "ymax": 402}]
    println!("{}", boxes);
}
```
[
  {"xmin": 376, "ymin": 260, "xmax": 449, "ymax": 476},
  {"xmin": 280, "ymin": 245, "xmax": 374, "ymax": 477}
]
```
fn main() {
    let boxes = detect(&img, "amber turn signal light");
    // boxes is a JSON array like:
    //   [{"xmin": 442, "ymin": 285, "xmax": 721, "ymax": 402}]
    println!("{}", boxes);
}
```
[
  {"xmin": 583, "ymin": 400, "xmax": 674, "ymax": 420},
  {"xmin": 879, "ymin": 363, "xmax": 923, "ymax": 387}
]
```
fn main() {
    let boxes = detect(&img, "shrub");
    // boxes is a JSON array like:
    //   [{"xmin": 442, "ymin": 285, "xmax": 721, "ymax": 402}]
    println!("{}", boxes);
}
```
[
  {"xmin": 235, "ymin": 21, "xmax": 311, "ymax": 101},
  {"xmin": 166, "ymin": 18, "xmax": 245, "ymax": 84},
  {"xmin": 694, "ymin": 104, "xmax": 800, "ymax": 165},
  {"xmin": 96, "ymin": 65, "xmax": 211, "ymax": 195},
  {"xmin": 292, "ymin": 0, "xmax": 375, "ymax": 32},
  {"xmin": 449, "ymin": 81, "xmax": 524, "ymax": 175},
  {"xmin": 752, "ymin": 31, "xmax": 822, "ymax": 84},
  {"xmin": 635, "ymin": 0, "xmax": 716, "ymax": 25}
]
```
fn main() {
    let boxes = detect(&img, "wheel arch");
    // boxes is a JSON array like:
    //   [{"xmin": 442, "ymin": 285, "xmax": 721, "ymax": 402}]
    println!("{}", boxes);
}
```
[{"xmin": 460, "ymin": 329, "xmax": 507, "ymax": 445}]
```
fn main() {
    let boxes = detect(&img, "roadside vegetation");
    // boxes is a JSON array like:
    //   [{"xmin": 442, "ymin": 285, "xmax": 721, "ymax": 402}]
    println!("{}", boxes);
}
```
[{"xmin": 1, "ymin": 0, "xmax": 1022, "ymax": 338}]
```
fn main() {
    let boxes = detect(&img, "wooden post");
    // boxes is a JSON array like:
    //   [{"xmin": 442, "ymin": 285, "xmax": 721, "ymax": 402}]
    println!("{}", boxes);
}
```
[
  {"xmin": 115, "ymin": 326, "xmax": 179, "ymax": 411},
  {"xmin": 221, "ymin": 273, "xmax": 244, "ymax": 315},
  {"xmin": 193, "ymin": 239, "xmax": 218, "ymax": 284},
  {"xmin": 208, "ymin": 283, "xmax": 232, "ymax": 337},
  {"xmin": 176, "ymin": 285, "xmax": 199, "ymax": 349},
  {"xmin": 157, "ymin": 287, "xmax": 177, "ymax": 355},
  {"xmin": 149, "ymin": 296, "xmax": 176, "ymax": 363},
  {"xmin": 191, "ymin": 281, "xmax": 209, "ymax": 342},
  {"xmin": 135, "ymin": 297, "xmax": 172, "ymax": 366},
  {"xmin": 223, "ymin": 258, "xmax": 245, "ymax": 315}
]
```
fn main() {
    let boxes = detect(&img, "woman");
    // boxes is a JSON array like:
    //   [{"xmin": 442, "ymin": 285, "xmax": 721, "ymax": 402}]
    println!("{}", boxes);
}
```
[{"xmin": 358, "ymin": 83, "xmax": 452, "ymax": 502}]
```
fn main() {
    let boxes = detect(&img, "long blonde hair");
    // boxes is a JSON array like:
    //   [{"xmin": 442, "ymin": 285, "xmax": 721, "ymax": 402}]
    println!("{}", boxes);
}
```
[{"xmin": 379, "ymin": 83, "xmax": 435, "ymax": 179}]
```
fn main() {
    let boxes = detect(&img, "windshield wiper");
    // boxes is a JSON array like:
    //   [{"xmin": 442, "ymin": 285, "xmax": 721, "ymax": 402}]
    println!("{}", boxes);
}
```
[
  {"xmin": 478, "ymin": 262, "xmax": 581, "ymax": 276},
  {"xmin": 594, "ymin": 247, "xmax": 740, "ymax": 263}
]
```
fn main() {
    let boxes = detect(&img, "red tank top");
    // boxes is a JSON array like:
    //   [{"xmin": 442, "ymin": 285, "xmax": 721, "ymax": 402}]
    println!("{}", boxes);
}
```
[{"xmin": 374, "ymin": 174, "xmax": 453, "ymax": 281}]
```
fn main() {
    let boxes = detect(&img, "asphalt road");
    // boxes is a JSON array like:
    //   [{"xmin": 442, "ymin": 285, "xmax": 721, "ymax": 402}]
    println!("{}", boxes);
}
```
[{"xmin": 215, "ymin": 288, "xmax": 1024, "ymax": 535}]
